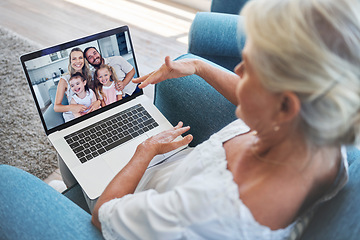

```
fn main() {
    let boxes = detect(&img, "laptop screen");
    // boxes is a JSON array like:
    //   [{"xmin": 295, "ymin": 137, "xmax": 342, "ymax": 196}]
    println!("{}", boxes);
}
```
[{"xmin": 20, "ymin": 26, "xmax": 142, "ymax": 135}]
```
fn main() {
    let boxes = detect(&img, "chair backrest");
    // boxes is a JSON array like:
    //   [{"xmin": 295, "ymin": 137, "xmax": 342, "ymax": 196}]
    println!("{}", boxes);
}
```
[
  {"xmin": 48, "ymin": 85, "xmax": 68, "ymax": 105},
  {"xmin": 188, "ymin": 12, "xmax": 244, "ymax": 72},
  {"xmin": 211, "ymin": 0, "xmax": 249, "ymax": 15}
]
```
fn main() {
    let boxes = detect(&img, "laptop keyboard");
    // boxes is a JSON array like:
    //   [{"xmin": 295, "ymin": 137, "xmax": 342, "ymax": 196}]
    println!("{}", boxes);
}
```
[{"xmin": 64, "ymin": 104, "xmax": 159, "ymax": 164}]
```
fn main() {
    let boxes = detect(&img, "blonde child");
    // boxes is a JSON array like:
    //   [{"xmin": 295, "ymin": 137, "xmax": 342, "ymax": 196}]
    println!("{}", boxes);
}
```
[
  {"xmin": 94, "ymin": 64, "xmax": 124, "ymax": 107},
  {"xmin": 68, "ymin": 72, "xmax": 98, "ymax": 119}
]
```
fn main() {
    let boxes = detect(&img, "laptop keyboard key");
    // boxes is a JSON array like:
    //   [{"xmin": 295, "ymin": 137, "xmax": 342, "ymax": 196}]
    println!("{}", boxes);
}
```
[
  {"xmin": 70, "ymin": 142, "xmax": 80, "ymax": 149},
  {"xmin": 98, "ymin": 148, "xmax": 106, "ymax": 155},
  {"xmin": 131, "ymin": 132, "xmax": 139, "ymax": 138},
  {"xmin": 76, "ymin": 151, "xmax": 85, "ymax": 158},
  {"xmin": 74, "ymin": 146, "xmax": 84, "ymax": 153}
]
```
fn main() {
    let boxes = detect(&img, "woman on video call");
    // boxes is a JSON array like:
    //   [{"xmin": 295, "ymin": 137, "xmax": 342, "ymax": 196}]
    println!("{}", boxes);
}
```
[{"xmin": 1, "ymin": 0, "xmax": 360, "ymax": 239}]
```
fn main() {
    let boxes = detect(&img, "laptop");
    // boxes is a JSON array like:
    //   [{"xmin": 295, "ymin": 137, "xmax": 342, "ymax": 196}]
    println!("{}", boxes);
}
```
[{"xmin": 20, "ymin": 26, "xmax": 186, "ymax": 200}]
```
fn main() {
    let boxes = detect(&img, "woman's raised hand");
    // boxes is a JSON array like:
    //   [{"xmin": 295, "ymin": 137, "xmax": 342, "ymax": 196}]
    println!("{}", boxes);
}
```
[{"xmin": 132, "ymin": 56, "xmax": 197, "ymax": 89}]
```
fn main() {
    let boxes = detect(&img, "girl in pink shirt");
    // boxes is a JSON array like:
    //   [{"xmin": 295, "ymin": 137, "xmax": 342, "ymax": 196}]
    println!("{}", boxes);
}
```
[{"xmin": 94, "ymin": 64, "xmax": 123, "ymax": 107}]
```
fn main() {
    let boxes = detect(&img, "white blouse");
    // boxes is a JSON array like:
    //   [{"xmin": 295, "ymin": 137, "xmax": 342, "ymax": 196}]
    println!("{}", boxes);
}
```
[{"xmin": 99, "ymin": 119, "xmax": 348, "ymax": 240}]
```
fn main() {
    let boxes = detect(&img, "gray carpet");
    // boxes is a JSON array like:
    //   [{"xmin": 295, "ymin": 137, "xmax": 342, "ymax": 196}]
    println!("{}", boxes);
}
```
[{"xmin": 0, "ymin": 27, "xmax": 58, "ymax": 180}]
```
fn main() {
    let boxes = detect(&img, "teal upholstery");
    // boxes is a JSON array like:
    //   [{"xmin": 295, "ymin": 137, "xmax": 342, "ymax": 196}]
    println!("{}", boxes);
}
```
[{"xmin": 211, "ymin": 0, "xmax": 248, "ymax": 15}]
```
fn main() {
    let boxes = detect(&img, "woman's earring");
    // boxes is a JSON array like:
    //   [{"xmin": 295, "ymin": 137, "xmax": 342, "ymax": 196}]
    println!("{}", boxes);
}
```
[{"xmin": 273, "ymin": 125, "xmax": 280, "ymax": 132}]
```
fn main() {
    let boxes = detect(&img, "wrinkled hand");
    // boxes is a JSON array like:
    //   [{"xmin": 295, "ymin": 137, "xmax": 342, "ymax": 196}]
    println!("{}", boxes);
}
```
[
  {"xmin": 132, "ymin": 56, "xmax": 197, "ymax": 89},
  {"xmin": 138, "ymin": 121, "xmax": 193, "ymax": 157}
]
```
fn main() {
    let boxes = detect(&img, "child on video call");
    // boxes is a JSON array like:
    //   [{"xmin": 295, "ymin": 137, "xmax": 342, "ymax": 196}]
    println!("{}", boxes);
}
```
[
  {"xmin": 69, "ymin": 72, "xmax": 98, "ymax": 119},
  {"xmin": 94, "ymin": 64, "xmax": 124, "ymax": 107}
]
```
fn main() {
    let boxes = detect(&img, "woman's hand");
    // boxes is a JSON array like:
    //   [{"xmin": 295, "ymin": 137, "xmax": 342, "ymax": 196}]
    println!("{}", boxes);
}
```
[
  {"xmin": 68, "ymin": 104, "xmax": 88, "ymax": 115},
  {"xmin": 132, "ymin": 56, "xmax": 198, "ymax": 89},
  {"xmin": 138, "ymin": 121, "xmax": 193, "ymax": 157}
]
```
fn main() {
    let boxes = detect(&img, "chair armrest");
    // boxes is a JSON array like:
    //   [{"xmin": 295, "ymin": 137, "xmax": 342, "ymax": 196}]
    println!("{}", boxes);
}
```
[
  {"xmin": 188, "ymin": 12, "xmax": 245, "ymax": 71},
  {"xmin": 154, "ymin": 53, "xmax": 237, "ymax": 147}
]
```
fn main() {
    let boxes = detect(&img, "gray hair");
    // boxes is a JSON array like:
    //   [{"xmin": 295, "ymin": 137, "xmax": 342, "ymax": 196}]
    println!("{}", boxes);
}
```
[{"xmin": 241, "ymin": 0, "xmax": 360, "ymax": 146}]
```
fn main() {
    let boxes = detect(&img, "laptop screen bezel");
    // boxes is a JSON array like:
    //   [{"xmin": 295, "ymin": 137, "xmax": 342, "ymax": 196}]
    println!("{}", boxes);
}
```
[{"xmin": 20, "ymin": 25, "xmax": 143, "ymax": 136}]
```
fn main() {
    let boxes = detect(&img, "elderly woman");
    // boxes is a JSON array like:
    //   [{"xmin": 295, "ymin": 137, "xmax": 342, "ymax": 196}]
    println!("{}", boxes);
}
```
[
  {"xmin": 92, "ymin": 0, "xmax": 360, "ymax": 238},
  {"xmin": 1, "ymin": 0, "xmax": 360, "ymax": 239}
]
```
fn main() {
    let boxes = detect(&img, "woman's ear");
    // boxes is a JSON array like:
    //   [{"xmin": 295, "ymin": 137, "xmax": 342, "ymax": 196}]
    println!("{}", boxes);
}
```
[{"xmin": 278, "ymin": 91, "xmax": 301, "ymax": 123}]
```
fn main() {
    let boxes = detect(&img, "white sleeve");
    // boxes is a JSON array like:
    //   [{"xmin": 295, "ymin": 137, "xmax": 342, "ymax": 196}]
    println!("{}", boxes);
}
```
[
  {"xmin": 98, "ymin": 177, "xmax": 218, "ymax": 240},
  {"xmin": 113, "ymin": 56, "xmax": 133, "ymax": 74}
]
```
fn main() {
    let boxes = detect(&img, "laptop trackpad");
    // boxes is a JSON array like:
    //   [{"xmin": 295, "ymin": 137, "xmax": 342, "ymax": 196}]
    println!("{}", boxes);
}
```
[
  {"xmin": 72, "ymin": 157, "xmax": 114, "ymax": 200},
  {"xmin": 104, "ymin": 135, "xmax": 159, "ymax": 174}
]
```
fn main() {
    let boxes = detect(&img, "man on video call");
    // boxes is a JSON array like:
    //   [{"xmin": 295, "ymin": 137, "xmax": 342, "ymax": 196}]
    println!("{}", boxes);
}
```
[{"xmin": 84, "ymin": 47, "xmax": 137, "ymax": 96}]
